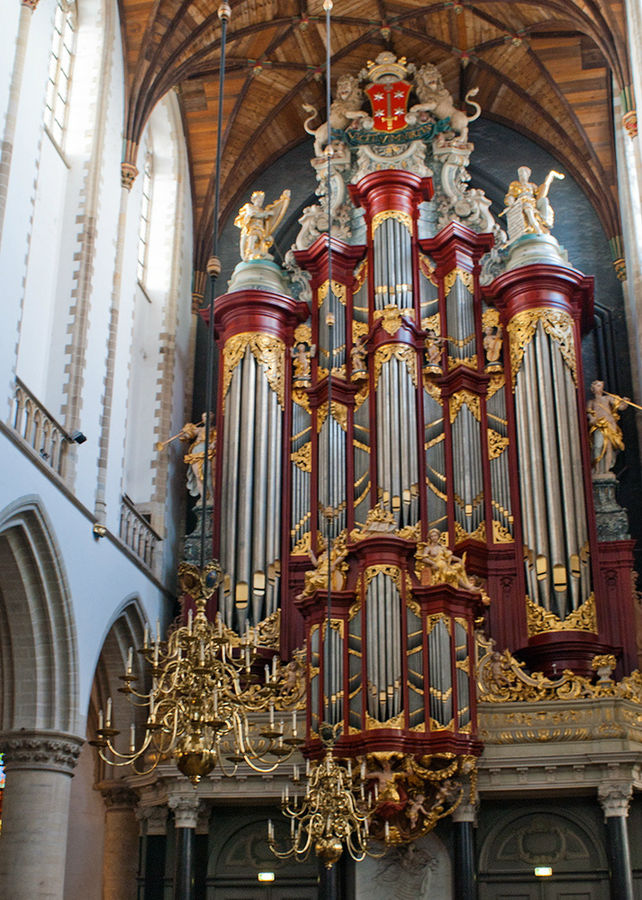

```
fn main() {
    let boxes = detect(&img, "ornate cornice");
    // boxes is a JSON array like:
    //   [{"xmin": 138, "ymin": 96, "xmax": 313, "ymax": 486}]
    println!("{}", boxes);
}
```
[
  {"xmin": 598, "ymin": 781, "xmax": 633, "ymax": 818},
  {"xmin": 0, "ymin": 730, "xmax": 83, "ymax": 774},
  {"xmin": 137, "ymin": 804, "xmax": 168, "ymax": 835}
]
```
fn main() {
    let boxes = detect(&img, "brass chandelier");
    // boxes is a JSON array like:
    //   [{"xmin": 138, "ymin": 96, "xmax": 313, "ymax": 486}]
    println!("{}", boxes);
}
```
[{"xmin": 90, "ymin": 562, "xmax": 303, "ymax": 783}]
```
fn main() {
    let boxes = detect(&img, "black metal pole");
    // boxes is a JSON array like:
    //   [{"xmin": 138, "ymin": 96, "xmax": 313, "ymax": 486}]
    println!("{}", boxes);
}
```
[
  {"xmin": 200, "ymin": 2, "xmax": 230, "ymax": 571},
  {"xmin": 605, "ymin": 814, "xmax": 634, "ymax": 900},
  {"xmin": 173, "ymin": 827, "xmax": 195, "ymax": 900},
  {"xmin": 453, "ymin": 818, "xmax": 477, "ymax": 900}
]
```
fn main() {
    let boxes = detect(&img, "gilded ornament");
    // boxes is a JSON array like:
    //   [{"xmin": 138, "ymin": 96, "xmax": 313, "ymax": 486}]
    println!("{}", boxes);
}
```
[
  {"xmin": 350, "ymin": 504, "xmax": 396, "ymax": 541},
  {"xmin": 488, "ymin": 428, "xmax": 509, "ymax": 459},
  {"xmin": 443, "ymin": 267, "xmax": 474, "ymax": 295},
  {"xmin": 422, "ymin": 374, "xmax": 443, "ymax": 403},
  {"xmin": 371, "ymin": 209, "xmax": 413, "ymax": 236},
  {"xmin": 482, "ymin": 308, "xmax": 500, "ymax": 329},
  {"xmin": 353, "ymin": 258, "xmax": 368, "ymax": 292},
  {"xmin": 373, "ymin": 345, "xmax": 418, "ymax": 389},
  {"xmin": 290, "ymin": 442, "xmax": 312, "ymax": 472},
  {"xmin": 223, "ymin": 333, "xmax": 285, "ymax": 408},
  {"xmin": 507, "ymin": 308, "xmax": 576, "ymax": 390},
  {"xmin": 492, "ymin": 520, "xmax": 514, "ymax": 543},
  {"xmin": 419, "ymin": 253, "xmax": 437, "ymax": 286},
  {"xmin": 526, "ymin": 593, "xmax": 597, "ymax": 637},
  {"xmin": 448, "ymin": 354, "xmax": 477, "ymax": 371},
  {"xmin": 297, "ymin": 531, "xmax": 349, "ymax": 599},
  {"xmin": 318, "ymin": 280, "xmax": 347, "ymax": 307},
  {"xmin": 449, "ymin": 390, "xmax": 481, "ymax": 423},
  {"xmin": 291, "ymin": 530, "xmax": 312, "ymax": 555},
  {"xmin": 374, "ymin": 305, "xmax": 404, "ymax": 335},
  {"xmin": 421, "ymin": 312, "xmax": 441, "ymax": 334},
  {"xmin": 416, "ymin": 529, "xmax": 482, "ymax": 592},
  {"xmin": 292, "ymin": 385, "xmax": 311, "ymax": 412},
  {"xmin": 294, "ymin": 323, "xmax": 312, "ymax": 345}
]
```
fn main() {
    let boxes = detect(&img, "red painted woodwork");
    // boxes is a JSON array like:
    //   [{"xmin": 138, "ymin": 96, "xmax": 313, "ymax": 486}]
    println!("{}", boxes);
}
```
[
  {"xmin": 596, "ymin": 539, "xmax": 638, "ymax": 674},
  {"xmin": 348, "ymin": 170, "xmax": 434, "ymax": 222},
  {"xmin": 419, "ymin": 220, "xmax": 493, "ymax": 276}
]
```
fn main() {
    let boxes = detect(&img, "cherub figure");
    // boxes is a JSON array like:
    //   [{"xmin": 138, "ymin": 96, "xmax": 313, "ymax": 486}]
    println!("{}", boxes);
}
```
[
  {"xmin": 483, "ymin": 324, "xmax": 502, "ymax": 367},
  {"xmin": 587, "ymin": 380, "xmax": 629, "ymax": 473},
  {"xmin": 234, "ymin": 189, "xmax": 291, "ymax": 261},
  {"xmin": 291, "ymin": 341, "xmax": 315, "ymax": 384}
]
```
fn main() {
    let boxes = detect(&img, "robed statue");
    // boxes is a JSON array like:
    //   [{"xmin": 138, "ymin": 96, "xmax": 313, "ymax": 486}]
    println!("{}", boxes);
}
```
[
  {"xmin": 234, "ymin": 189, "xmax": 291, "ymax": 261},
  {"xmin": 501, "ymin": 166, "xmax": 564, "ymax": 242}
]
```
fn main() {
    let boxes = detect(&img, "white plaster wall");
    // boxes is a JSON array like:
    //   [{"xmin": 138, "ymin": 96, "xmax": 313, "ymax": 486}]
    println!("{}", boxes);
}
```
[
  {"xmin": 0, "ymin": 4, "xmax": 21, "ymax": 136},
  {"xmin": 0, "ymin": 446, "xmax": 171, "ymax": 730},
  {"xmin": 0, "ymin": 0, "xmax": 55, "ymax": 418}
]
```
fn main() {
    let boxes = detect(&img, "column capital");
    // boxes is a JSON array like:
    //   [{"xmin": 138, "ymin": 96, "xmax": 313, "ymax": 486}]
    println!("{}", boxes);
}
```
[
  {"xmin": 168, "ymin": 793, "xmax": 200, "ymax": 829},
  {"xmin": 452, "ymin": 785, "xmax": 479, "ymax": 824},
  {"xmin": 98, "ymin": 780, "xmax": 139, "ymax": 810},
  {"xmin": 598, "ymin": 781, "xmax": 633, "ymax": 819},
  {"xmin": 0, "ymin": 730, "xmax": 82, "ymax": 775},
  {"xmin": 22, "ymin": 0, "xmax": 40, "ymax": 10},
  {"xmin": 137, "ymin": 804, "xmax": 169, "ymax": 835}
]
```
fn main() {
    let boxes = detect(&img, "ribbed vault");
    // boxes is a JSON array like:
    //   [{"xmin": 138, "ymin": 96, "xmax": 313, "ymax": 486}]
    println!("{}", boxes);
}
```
[{"xmin": 116, "ymin": 0, "xmax": 632, "ymax": 270}]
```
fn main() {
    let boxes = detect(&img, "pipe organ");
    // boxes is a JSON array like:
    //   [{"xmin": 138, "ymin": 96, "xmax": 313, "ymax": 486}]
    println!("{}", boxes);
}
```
[{"xmin": 199, "ymin": 50, "xmax": 638, "ymax": 842}]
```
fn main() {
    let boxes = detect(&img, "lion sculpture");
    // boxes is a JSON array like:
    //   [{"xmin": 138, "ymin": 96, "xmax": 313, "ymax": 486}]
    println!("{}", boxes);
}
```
[
  {"xmin": 410, "ymin": 64, "xmax": 481, "ymax": 144},
  {"xmin": 303, "ymin": 74, "xmax": 368, "ymax": 158}
]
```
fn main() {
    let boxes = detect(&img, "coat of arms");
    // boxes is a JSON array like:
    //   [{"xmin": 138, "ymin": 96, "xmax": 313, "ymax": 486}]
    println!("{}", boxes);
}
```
[{"xmin": 365, "ymin": 81, "xmax": 411, "ymax": 133}]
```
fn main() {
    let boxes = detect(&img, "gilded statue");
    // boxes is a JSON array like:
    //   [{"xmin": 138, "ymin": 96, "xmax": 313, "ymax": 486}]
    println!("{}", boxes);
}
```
[
  {"xmin": 587, "ymin": 380, "xmax": 629, "ymax": 473},
  {"xmin": 350, "ymin": 335, "xmax": 368, "ymax": 379},
  {"xmin": 501, "ymin": 166, "xmax": 564, "ymax": 241},
  {"xmin": 297, "ymin": 532, "xmax": 349, "ymax": 599},
  {"xmin": 180, "ymin": 415, "xmax": 216, "ymax": 502},
  {"xmin": 156, "ymin": 414, "xmax": 215, "ymax": 502},
  {"xmin": 415, "ymin": 528, "xmax": 479, "ymax": 591},
  {"xmin": 408, "ymin": 64, "xmax": 481, "ymax": 143},
  {"xmin": 291, "ymin": 340, "xmax": 315, "ymax": 385},
  {"xmin": 424, "ymin": 329, "xmax": 445, "ymax": 371},
  {"xmin": 303, "ymin": 74, "xmax": 368, "ymax": 158},
  {"xmin": 234, "ymin": 189, "xmax": 291, "ymax": 261}
]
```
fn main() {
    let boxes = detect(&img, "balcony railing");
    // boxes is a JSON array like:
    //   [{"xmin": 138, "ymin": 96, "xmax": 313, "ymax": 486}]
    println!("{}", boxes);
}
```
[
  {"xmin": 120, "ymin": 495, "xmax": 161, "ymax": 571},
  {"xmin": 11, "ymin": 378, "xmax": 70, "ymax": 477}
]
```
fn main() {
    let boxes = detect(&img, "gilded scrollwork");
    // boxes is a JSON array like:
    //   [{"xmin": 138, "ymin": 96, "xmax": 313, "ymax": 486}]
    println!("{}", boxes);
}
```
[
  {"xmin": 371, "ymin": 209, "xmax": 413, "ymax": 236},
  {"xmin": 418, "ymin": 253, "xmax": 437, "ymax": 286},
  {"xmin": 477, "ymin": 632, "xmax": 642, "ymax": 704},
  {"xmin": 444, "ymin": 267, "xmax": 474, "ymax": 295},
  {"xmin": 373, "ymin": 345, "xmax": 418, "ymax": 389},
  {"xmin": 449, "ymin": 390, "xmax": 481, "ymax": 423},
  {"xmin": 223, "ymin": 333, "xmax": 285, "ymax": 408},
  {"xmin": 290, "ymin": 442, "xmax": 312, "ymax": 472},
  {"xmin": 488, "ymin": 428, "xmax": 509, "ymax": 459},
  {"xmin": 318, "ymin": 280, "xmax": 347, "ymax": 307},
  {"xmin": 526, "ymin": 593, "xmax": 597, "ymax": 637},
  {"xmin": 374, "ymin": 305, "xmax": 408, "ymax": 335},
  {"xmin": 507, "ymin": 308, "xmax": 576, "ymax": 390}
]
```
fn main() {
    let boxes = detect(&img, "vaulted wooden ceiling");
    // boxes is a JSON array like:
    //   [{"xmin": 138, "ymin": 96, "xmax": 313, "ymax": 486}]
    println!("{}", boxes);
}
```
[{"xmin": 117, "ymin": 0, "xmax": 632, "ymax": 274}]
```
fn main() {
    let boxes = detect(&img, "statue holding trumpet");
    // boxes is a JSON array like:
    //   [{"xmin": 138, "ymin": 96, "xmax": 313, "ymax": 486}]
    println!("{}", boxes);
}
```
[
  {"xmin": 156, "ymin": 413, "xmax": 215, "ymax": 502},
  {"xmin": 587, "ymin": 380, "xmax": 640, "ymax": 474}
]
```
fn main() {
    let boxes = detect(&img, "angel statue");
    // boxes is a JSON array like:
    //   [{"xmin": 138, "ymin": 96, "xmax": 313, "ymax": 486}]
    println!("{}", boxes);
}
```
[
  {"xmin": 501, "ymin": 166, "xmax": 564, "ymax": 242},
  {"xmin": 234, "ymin": 189, "xmax": 291, "ymax": 261},
  {"xmin": 156, "ymin": 414, "xmax": 215, "ymax": 501},
  {"xmin": 587, "ymin": 380, "xmax": 633, "ymax": 474}
]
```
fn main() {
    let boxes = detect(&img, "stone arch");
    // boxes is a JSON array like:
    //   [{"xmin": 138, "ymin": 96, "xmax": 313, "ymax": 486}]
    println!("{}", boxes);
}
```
[
  {"xmin": 89, "ymin": 596, "xmax": 149, "ymax": 767},
  {"xmin": 0, "ymin": 495, "xmax": 78, "ymax": 734}
]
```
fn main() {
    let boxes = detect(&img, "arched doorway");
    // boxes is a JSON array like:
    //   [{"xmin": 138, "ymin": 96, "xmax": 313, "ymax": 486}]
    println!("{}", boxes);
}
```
[
  {"xmin": 207, "ymin": 815, "xmax": 318, "ymax": 899},
  {"xmin": 477, "ymin": 807, "xmax": 609, "ymax": 899}
]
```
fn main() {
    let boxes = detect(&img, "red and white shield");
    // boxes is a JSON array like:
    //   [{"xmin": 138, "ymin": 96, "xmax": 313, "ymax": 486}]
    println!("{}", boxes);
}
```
[{"xmin": 365, "ymin": 81, "xmax": 411, "ymax": 133}]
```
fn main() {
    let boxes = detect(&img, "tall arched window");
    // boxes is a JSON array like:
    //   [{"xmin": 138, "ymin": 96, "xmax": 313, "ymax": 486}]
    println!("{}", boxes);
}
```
[
  {"xmin": 45, "ymin": 0, "xmax": 76, "ymax": 148},
  {"xmin": 137, "ymin": 150, "xmax": 153, "ymax": 285}
]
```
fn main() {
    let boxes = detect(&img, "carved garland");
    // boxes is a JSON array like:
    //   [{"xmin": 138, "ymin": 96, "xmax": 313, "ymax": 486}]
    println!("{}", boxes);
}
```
[
  {"xmin": 443, "ymin": 267, "xmax": 474, "ymax": 295},
  {"xmin": 223, "ymin": 333, "xmax": 285, "ymax": 408},
  {"xmin": 318, "ymin": 280, "xmax": 347, "ymax": 307}
]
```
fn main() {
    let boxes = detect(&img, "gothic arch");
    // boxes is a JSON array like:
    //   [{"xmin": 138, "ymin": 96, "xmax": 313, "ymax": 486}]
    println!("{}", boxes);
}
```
[{"xmin": 0, "ymin": 495, "xmax": 78, "ymax": 734}]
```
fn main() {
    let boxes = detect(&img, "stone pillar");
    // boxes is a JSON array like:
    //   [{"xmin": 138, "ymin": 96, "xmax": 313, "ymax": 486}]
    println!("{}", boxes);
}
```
[
  {"xmin": 0, "ymin": 730, "xmax": 82, "ymax": 899},
  {"xmin": 100, "ymin": 782, "xmax": 139, "ymax": 900},
  {"xmin": 138, "ymin": 805, "xmax": 168, "ymax": 900},
  {"xmin": 598, "ymin": 781, "xmax": 634, "ymax": 900},
  {"xmin": 168, "ymin": 794, "xmax": 200, "ymax": 900},
  {"xmin": 452, "ymin": 796, "xmax": 477, "ymax": 900}
]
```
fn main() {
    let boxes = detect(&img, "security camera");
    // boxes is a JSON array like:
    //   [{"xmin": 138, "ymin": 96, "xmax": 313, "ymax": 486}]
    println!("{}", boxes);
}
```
[{"xmin": 70, "ymin": 431, "xmax": 87, "ymax": 444}]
